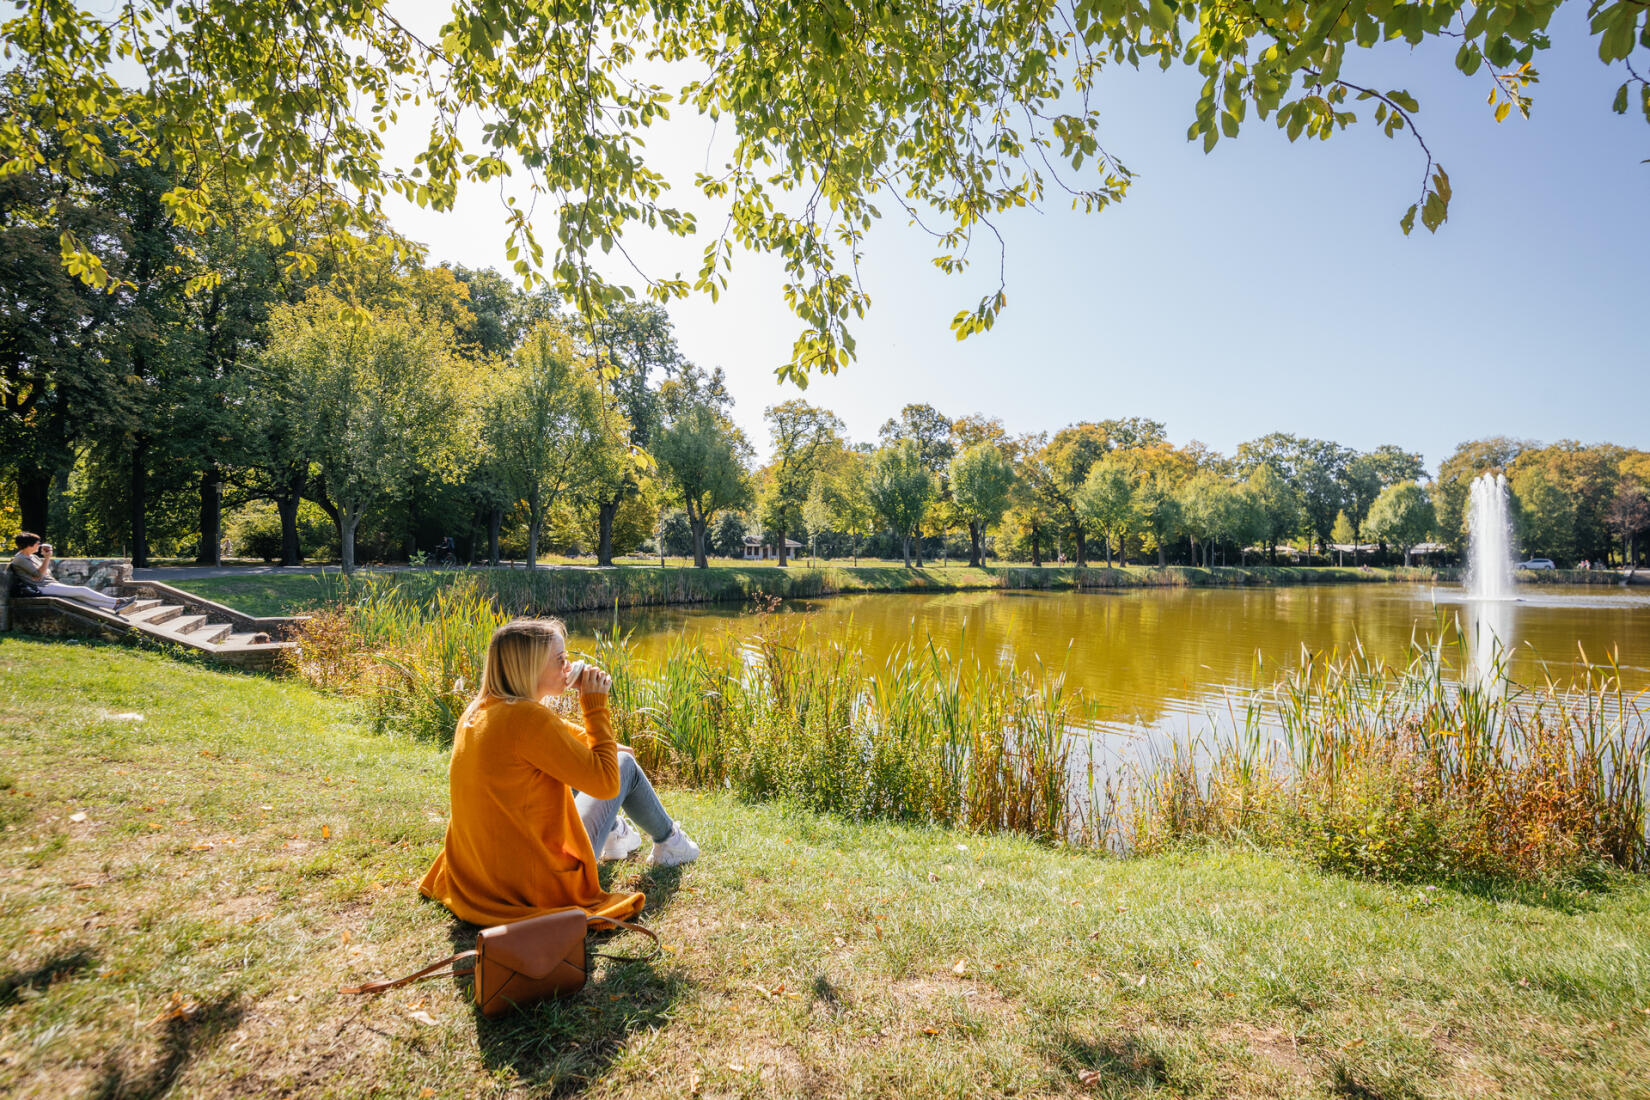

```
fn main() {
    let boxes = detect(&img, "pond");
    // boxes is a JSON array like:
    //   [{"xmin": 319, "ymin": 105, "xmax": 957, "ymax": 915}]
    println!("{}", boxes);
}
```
[{"xmin": 566, "ymin": 583, "xmax": 1650, "ymax": 741}]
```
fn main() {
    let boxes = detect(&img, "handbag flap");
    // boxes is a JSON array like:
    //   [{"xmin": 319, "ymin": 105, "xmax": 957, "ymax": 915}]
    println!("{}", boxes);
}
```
[{"xmin": 478, "ymin": 909, "xmax": 587, "ymax": 980}]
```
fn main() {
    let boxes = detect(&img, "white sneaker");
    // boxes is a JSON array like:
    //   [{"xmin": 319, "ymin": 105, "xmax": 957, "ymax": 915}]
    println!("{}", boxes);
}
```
[
  {"xmin": 647, "ymin": 824, "xmax": 700, "ymax": 868},
  {"xmin": 599, "ymin": 816, "xmax": 642, "ymax": 861}
]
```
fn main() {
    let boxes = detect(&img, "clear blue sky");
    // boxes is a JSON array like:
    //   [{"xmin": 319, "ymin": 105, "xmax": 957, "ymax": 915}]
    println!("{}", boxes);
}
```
[{"xmin": 387, "ymin": 5, "xmax": 1648, "ymax": 473}]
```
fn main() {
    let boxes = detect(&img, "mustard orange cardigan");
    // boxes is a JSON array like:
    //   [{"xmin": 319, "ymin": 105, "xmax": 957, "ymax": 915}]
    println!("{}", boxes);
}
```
[{"xmin": 419, "ymin": 692, "xmax": 645, "ymax": 926}]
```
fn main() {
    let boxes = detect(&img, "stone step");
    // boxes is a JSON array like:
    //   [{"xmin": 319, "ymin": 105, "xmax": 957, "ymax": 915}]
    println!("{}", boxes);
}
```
[
  {"xmin": 191, "ymin": 621, "xmax": 234, "ymax": 645},
  {"xmin": 217, "ymin": 632, "xmax": 294, "ymax": 653},
  {"xmin": 128, "ymin": 602, "xmax": 184, "ymax": 626},
  {"xmin": 159, "ymin": 614, "xmax": 209, "ymax": 636},
  {"xmin": 122, "ymin": 598, "xmax": 163, "ymax": 617}
]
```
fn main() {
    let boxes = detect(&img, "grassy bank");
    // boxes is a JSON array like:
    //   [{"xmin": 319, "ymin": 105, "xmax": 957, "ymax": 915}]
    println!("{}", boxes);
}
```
[
  {"xmin": 4, "ymin": 637, "xmax": 1650, "ymax": 1098},
  {"xmin": 172, "ymin": 562, "xmax": 1446, "ymax": 618}
]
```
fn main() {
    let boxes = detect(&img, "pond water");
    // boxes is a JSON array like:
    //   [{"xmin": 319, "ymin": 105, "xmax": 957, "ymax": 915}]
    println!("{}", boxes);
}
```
[{"xmin": 567, "ymin": 583, "xmax": 1650, "ymax": 741}]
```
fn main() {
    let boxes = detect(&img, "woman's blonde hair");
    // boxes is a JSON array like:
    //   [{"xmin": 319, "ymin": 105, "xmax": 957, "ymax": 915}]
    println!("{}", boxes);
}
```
[{"xmin": 462, "ymin": 617, "xmax": 567, "ymax": 723}]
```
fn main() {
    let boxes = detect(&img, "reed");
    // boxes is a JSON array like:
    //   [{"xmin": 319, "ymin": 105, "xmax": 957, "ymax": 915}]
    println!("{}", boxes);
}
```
[
  {"xmin": 1128, "ymin": 631, "xmax": 1650, "ymax": 880},
  {"xmin": 286, "ymin": 585, "xmax": 1103, "ymax": 843}
]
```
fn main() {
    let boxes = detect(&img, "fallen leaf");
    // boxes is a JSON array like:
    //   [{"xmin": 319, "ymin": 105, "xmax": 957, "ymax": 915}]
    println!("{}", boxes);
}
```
[
  {"xmin": 409, "ymin": 1010, "xmax": 438, "ymax": 1026},
  {"xmin": 69, "ymin": 881, "xmax": 96, "ymax": 890},
  {"xmin": 833, "ymin": 936, "xmax": 846, "ymax": 947},
  {"xmin": 927, "ymin": 872, "xmax": 938, "ymax": 883},
  {"xmin": 69, "ymin": 812, "xmax": 88, "ymax": 823},
  {"xmin": 921, "ymin": 1027, "xmax": 940, "ymax": 1035},
  {"xmin": 1192, "ymin": 959, "xmax": 1203, "ymax": 968},
  {"xmin": 321, "ymin": 825, "xmax": 332, "ymax": 839},
  {"xmin": 952, "ymin": 959, "xmax": 968, "ymax": 976},
  {"xmin": 420, "ymin": 1090, "xmax": 435, "ymax": 1099},
  {"xmin": 340, "ymin": 930, "xmax": 352, "ymax": 946},
  {"xmin": 189, "ymin": 842, "xmax": 215, "ymax": 851},
  {"xmin": 727, "ymin": 1061, "xmax": 744, "ymax": 1072},
  {"xmin": 1078, "ymin": 1068, "xmax": 1102, "ymax": 1086},
  {"xmin": 1088, "ymin": 930, "xmax": 1101, "ymax": 940}
]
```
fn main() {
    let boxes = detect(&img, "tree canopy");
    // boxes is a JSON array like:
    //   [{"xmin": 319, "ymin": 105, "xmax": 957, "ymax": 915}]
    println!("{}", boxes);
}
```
[{"xmin": 8, "ymin": 0, "xmax": 1644, "ymax": 384}]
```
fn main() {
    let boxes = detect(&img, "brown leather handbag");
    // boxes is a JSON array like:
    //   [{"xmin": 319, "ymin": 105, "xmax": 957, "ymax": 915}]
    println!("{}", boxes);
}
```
[{"xmin": 341, "ymin": 908, "xmax": 659, "ymax": 1017}]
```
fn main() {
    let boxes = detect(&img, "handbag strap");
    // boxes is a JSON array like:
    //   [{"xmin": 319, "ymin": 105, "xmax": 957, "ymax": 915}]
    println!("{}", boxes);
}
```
[
  {"xmin": 339, "ymin": 950, "xmax": 477, "ymax": 996},
  {"xmin": 339, "ymin": 912, "xmax": 662, "ymax": 996},
  {"xmin": 585, "ymin": 915, "xmax": 662, "ymax": 962}
]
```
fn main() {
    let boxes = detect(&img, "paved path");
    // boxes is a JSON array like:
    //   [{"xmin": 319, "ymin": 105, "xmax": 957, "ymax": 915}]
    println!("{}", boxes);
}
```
[{"xmin": 131, "ymin": 564, "xmax": 346, "ymax": 581}]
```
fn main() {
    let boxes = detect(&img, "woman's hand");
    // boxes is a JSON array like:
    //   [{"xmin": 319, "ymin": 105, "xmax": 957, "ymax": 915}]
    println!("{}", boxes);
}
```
[{"xmin": 580, "ymin": 666, "xmax": 612, "ymax": 695}]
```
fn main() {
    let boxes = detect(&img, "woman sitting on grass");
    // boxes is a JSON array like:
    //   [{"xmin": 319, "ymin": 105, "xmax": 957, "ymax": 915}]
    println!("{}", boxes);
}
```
[{"xmin": 419, "ymin": 618, "xmax": 698, "ymax": 927}]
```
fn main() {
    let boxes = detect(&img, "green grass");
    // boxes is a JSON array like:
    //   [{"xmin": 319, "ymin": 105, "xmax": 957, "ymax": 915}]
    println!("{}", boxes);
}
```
[
  {"xmin": 172, "ymin": 562, "xmax": 1444, "ymax": 618},
  {"xmin": 3, "ymin": 636, "xmax": 1650, "ymax": 1098}
]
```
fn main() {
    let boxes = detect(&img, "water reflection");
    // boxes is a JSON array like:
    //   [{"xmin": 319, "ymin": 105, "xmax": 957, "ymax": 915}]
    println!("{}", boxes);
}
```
[
  {"xmin": 567, "ymin": 584, "xmax": 1650, "ymax": 739},
  {"xmin": 1460, "ymin": 596, "xmax": 1516, "ymax": 697}
]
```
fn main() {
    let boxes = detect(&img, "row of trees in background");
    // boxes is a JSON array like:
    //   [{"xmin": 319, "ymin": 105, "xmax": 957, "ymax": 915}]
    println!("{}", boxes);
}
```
[
  {"xmin": 5, "ymin": 66, "xmax": 1646, "ymax": 572},
  {"xmin": 745, "ymin": 411, "xmax": 1648, "ymax": 571}
]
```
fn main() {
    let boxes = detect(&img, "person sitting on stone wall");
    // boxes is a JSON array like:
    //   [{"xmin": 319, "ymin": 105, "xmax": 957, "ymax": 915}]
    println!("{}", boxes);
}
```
[{"xmin": 8, "ymin": 533, "xmax": 137, "ymax": 614}]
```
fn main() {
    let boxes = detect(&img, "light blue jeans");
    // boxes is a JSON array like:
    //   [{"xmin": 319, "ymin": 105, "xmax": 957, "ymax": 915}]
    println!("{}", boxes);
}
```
[{"xmin": 575, "ymin": 752, "xmax": 676, "ymax": 851}]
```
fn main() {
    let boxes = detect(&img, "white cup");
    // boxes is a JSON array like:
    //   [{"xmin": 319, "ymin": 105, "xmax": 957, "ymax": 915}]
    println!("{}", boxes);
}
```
[{"xmin": 563, "ymin": 659, "xmax": 586, "ymax": 693}]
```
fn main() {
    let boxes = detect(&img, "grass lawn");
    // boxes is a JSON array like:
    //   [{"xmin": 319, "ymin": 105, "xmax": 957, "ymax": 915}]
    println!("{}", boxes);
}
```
[
  {"xmin": 170, "ymin": 562, "xmax": 1439, "ymax": 618},
  {"xmin": 2, "ymin": 636, "xmax": 1647, "ymax": 1098}
]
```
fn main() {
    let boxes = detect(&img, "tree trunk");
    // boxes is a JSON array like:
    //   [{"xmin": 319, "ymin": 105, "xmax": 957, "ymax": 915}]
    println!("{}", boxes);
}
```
[
  {"xmin": 968, "ymin": 520, "xmax": 982, "ymax": 567},
  {"xmin": 196, "ymin": 467, "xmax": 222, "ymax": 565},
  {"xmin": 1074, "ymin": 530, "xmax": 1087, "ymax": 568},
  {"xmin": 17, "ymin": 469, "xmax": 50, "ymax": 535},
  {"xmin": 1157, "ymin": 541, "xmax": 1165, "ymax": 567},
  {"xmin": 776, "ymin": 525, "xmax": 788, "ymax": 567},
  {"xmin": 277, "ymin": 477, "xmax": 303, "ymax": 566},
  {"xmin": 913, "ymin": 533, "xmax": 923, "ymax": 567},
  {"xmin": 129, "ymin": 438, "xmax": 149, "ymax": 568},
  {"xmin": 1031, "ymin": 524, "xmax": 1042, "ymax": 567},
  {"xmin": 342, "ymin": 508, "xmax": 363, "ymax": 573},
  {"xmin": 902, "ymin": 534, "xmax": 911, "ymax": 568},
  {"xmin": 1267, "ymin": 541, "xmax": 1277, "ymax": 565},
  {"xmin": 527, "ymin": 487, "xmax": 542, "ymax": 569},
  {"xmin": 597, "ymin": 499, "xmax": 619, "ymax": 567},
  {"xmin": 488, "ymin": 507, "xmax": 502, "ymax": 567},
  {"xmin": 691, "ymin": 515, "xmax": 709, "ymax": 568},
  {"xmin": 1104, "ymin": 537, "xmax": 1112, "ymax": 568}
]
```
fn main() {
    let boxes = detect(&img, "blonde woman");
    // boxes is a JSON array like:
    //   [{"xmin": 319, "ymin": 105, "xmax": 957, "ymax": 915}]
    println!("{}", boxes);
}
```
[{"xmin": 419, "ymin": 618, "xmax": 698, "ymax": 927}]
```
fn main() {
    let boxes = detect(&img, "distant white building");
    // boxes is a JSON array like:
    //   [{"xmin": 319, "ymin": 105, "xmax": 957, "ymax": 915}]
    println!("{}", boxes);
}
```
[{"xmin": 742, "ymin": 535, "xmax": 804, "ymax": 561}]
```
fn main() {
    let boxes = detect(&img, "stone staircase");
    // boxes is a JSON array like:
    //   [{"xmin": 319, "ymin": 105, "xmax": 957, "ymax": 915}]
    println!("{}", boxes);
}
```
[{"xmin": 3, "ymin": 569, "xmax": 305, "ymax": 671}]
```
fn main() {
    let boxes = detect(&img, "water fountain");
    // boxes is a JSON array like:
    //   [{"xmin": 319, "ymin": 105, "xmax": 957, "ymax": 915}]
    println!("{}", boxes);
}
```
[
  {"xmin": 1466, "ymin": 472, "xmax": 1515, "ymax": 601},
  {"xmin": 1463, "ymin": 471, "xmax": 1516, "ymax": 689}
]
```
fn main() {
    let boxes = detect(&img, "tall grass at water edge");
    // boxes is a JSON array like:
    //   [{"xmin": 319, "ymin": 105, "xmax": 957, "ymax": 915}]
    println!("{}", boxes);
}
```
[
  {"xmin": 1134, "ymin": 634, "xmax": 1650, "ymax": 880},
  {"xmin": 283, "ymin": 576, "xmax": 1101, "ymax": 842},
  {"xmin": 285, "ymin": 575, "xmax": 1650, "ymax": 878}
]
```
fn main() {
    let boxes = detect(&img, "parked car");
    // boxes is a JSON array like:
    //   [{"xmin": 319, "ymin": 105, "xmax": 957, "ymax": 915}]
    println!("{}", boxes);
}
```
[{"xmin": 1518, "ymin": 558, "xmax": 1556, "ymax": 570}]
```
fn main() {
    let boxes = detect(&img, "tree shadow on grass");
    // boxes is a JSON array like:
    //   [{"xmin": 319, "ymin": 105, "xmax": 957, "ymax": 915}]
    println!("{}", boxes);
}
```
[
  {"xmin": 87, "ymin": 994, "xmax": 244, "ymax": 1100},
  {"xmin": 444, "ymin": 862, "xmax": 691, "ymax": 1096},
  {"xmin": 0, "ymin": 946, "xmax": 96, "ymax": 1010},
  {"xmin": 1047, "ymin": 1028, "xmax": 1172, "ymax": 1092}
]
